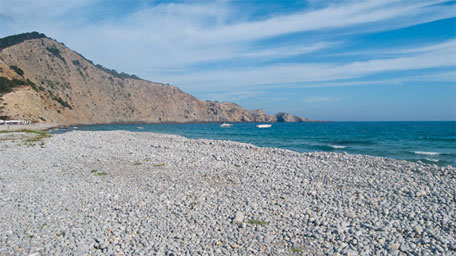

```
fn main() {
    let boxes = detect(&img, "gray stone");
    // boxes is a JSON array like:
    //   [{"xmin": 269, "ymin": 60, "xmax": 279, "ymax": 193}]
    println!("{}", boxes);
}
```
[
  {"xmin": 234, "ymin": 211, "xmax": 245, "ymax": 224},
  {"xmin": 345, "ymin": 211, "xmax": 356, "ymax": 219}
]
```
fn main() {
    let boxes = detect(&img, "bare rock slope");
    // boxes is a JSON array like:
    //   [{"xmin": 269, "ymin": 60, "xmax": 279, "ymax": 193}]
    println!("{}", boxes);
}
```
[{"xmin": 0, "ymin": 32, "xmax": 310, "ymax": 124}]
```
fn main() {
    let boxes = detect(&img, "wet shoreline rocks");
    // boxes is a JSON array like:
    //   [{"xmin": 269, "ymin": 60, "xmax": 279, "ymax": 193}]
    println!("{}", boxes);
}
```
[{"xmin": 0, "ymin": 131, "xmax": 454, "ymax": 255}]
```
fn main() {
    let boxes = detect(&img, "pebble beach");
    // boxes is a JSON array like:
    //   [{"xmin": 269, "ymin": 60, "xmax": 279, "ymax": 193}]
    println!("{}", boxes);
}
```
[{"xmin": 0, "ymin": 130, "xmax": 454, "ymax": 255}]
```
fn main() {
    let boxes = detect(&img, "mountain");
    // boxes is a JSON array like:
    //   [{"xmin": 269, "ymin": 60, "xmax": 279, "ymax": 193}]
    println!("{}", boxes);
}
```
[{"xmin": 0, "ymin": 32, "xmax": 310, "ymax": 124}]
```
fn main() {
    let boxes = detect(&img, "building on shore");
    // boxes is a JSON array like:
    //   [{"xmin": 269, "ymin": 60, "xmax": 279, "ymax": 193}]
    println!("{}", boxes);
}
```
[{"xmin": 0, "ymin": 120, "xmax": 31, "ymax": 125}]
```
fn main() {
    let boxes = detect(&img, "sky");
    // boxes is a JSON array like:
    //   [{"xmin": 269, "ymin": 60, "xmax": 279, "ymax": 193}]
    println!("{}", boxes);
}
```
[{"xmin": 0, "ymin": 0, "xmax": 455, "ymax": 121}]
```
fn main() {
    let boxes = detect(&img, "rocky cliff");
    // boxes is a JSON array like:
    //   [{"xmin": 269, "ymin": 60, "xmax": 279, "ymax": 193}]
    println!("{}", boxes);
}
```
[{"xmin": 0, "ymin": 32, "xmax": 310, "ymax": 124}]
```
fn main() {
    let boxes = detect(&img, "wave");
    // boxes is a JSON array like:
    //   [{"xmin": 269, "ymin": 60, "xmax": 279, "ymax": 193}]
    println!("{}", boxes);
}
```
[
  {"xmin": 413, "ymin": 151, "xmax": 441, "ymax": 156},
  {"xmin": 329, "ymin": 145, "xmax": 346, "ymax": 149},
  {"xmin": 312, "ymin": 145, "xmax": 347, "ymax": 151},
  {"xmin": 419, "ymin": 136, "xmax": 456, "ymax": 142},
  {"xmin": 330, "ymin": 140, "xmax": 375, "ymax": 145},
  {"xmin": 409, "ymin": 158, "xmax": 452, "ymax": 166}
]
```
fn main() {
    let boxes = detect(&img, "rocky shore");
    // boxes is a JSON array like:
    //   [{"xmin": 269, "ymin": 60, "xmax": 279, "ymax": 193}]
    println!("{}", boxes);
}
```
[{"xmin": 0, "ymin": 131, "xmax": 454, "ymax": 255}]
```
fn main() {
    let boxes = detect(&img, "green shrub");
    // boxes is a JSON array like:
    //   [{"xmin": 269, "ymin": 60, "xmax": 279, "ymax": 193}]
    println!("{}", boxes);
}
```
[
  {"xmin": 0, "ymin": 32, "xmax": 46, "ymax": 50},
  {"xmin": 9, "ymin": 65, "xmax": 24, "ymax": 76},
  {"xmin": 248, "ymin": 219, "xmax": 267, "ymax": 225},
  {"xmin": 291, "ymin": 247, "xmax": 304, "ymax": 253},
  {"xmin": 46, "ymin": 46, "xmax": 66, "ymax": 63},
  {"xmin": 0, "ymin": 77, "xmax": 23, "ymax": 94},
  {"xmin": 52, "ymin": 95, "xmax": 72, "ymax": 109},
  {"xmin": 94, "ymin": 64, "xmax": 141, "ymax": 80}
]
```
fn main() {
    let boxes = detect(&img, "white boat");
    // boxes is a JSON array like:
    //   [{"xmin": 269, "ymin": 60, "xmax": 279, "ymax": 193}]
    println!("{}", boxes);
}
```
[
  {"xmin": 220, "ymin": 123, "xmax": 233, "ymax": 127},
  {"xmin": 137, "ymin": 126, "xmax": 144, "ymax": 129},
  {"xmin": 256, "ymin": 124, "xmax": 272, "ymax": 128}
]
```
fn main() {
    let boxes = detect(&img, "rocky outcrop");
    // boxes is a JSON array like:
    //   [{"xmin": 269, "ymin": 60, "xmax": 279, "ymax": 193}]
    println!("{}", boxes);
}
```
[
  {"xmin": 0, "ymin": 33, "xmax": 310, "ymax": 124},
  {"xmin": 275, "ymin": 112, "xmax": 310, "ymax": 122}
]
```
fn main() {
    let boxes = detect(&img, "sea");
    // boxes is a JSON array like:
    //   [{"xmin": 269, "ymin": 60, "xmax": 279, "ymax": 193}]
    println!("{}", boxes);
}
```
[{"xmin": 53, "ymin": 122, "xmax": 456, "ymax": 167}]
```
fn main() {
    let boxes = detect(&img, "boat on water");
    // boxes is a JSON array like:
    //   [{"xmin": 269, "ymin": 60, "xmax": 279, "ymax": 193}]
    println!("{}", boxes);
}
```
[
  {"xmin": 220, "ymin": 123, "xmax": 233, "ymax": 128},
  {"xmin": 256, "ymin": 124, "xmax": 272, "ymax": 128},
  {"xmin": 137, "ymin": 126, "xmax": 144, "ymax": 130}
]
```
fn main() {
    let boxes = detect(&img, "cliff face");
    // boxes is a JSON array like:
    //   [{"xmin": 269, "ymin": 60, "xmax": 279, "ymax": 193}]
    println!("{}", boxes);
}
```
[{"xmin": 0, "ymin": 34, "xmax": 310, "ymax": 124}]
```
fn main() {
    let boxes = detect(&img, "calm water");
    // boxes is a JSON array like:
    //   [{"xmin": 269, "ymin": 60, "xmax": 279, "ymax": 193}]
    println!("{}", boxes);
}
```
[{"xmin": 53, "ymin": 122, "xmax": 456, "ymax": 166}]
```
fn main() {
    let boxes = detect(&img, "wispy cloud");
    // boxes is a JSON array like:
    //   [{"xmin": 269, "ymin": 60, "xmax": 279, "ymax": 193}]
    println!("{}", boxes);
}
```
[
  {"xmin": 243, "ymin": 42, "xmax": 333, "ymax": 59},
  {"xmin": 163, "ymin": 38, "xmax": 455, "ymax": 92},
  {"xmin": 205, "ymin": 90, "xmax": 265, "ymax": 102},
  {"xmin": 198, "ymin": 0, "xmax": 452, "ymax": 43},
  {"xmin": 2, "ymin": 0, "xmax": 452, "ymax": 72},
  {"xmin": 303, "ymin": 97, "xmax": 340, "ymax": 103}
]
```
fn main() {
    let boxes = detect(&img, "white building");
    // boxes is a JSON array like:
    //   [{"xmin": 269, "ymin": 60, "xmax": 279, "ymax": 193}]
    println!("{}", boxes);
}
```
[{"xmin": 0, "ymin": 119, "xmax": 32, "ymax": 125}]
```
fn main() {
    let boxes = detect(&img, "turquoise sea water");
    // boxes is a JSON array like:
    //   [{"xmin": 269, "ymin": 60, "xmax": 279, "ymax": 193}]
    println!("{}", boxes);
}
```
[{"xmin": 54, "ymin": 122, "xmax": 456, "ymax": 166}]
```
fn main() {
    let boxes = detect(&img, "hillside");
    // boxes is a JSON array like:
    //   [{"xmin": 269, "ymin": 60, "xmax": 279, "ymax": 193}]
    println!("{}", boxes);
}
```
[{"xmin": 0, "ymin": 32, "xmax": 310, "ymax": 124}]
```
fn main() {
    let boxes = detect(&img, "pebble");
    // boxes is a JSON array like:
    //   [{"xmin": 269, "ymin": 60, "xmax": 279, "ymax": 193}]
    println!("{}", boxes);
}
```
[
  {"xmin": 389, "ymin": 249, "xmax": 399, "ymax": 255},
  {"xmin": 390, "ymin": 242, "xmax": 400, "ymax": 250},
  {"xmin": 417, "ymin": 190, "xmax": 427, "ymax": 197},
  {"xmin": 234, "ymin": 211, "xmax": 245, "ymax": 224},
  {"xmin": 345, "ymin": 249, "xmax": 358, "ymax": 256},
  {"xmin": 414, "ymin": 225, "xmax": 423, "ymax": 234},
  {"xmin": 0, "ymin": 130, "xmax": 454, "ymax": 255},
  {"xmin": 344, "ymin": 211, "xmax": 356, "ymax": 219}
]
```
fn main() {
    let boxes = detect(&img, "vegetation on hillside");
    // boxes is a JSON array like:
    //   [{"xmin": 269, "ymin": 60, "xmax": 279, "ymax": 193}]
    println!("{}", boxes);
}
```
[
  {"xmin": 9, "ymin": 65, "xmax": 24, "ymax": 76},
  {"xmin": 0, "ymin": 32, "xmax": 46, "ymax": 51},
  {"xmin": 70, "ymin": 51, "xmax": 142, "ymax": 80},
  {"xmin": 46, "ymin": 46, "xmax": 66, "ymax": 63},
  {"xmin": 0, "ymin": 77, "xmax": 24, "ymax": 94},
  {"xmin": 0, "ymin": 76, "xmax": 36, "ymax": 94},
  {"xmin": 73, "ymin": 52, "xmax": 142, "ymax": 80},
  {"xmin": 93, "ymin": 64, "xmax": 141, "ymax": 80},
  {"xmin": 50, "ymin": 94, "xmax": 72, "ymax": 109}
]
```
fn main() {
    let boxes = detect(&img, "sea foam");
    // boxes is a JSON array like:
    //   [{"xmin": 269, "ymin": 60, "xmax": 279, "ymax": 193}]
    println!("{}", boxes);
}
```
[
  {"xmin": 413, "ymin": 151, "xmax": 440, "ymax": 156},
  {"xmin": 330, "ymin": 145, "xmax": 346, "ymax": 149}
]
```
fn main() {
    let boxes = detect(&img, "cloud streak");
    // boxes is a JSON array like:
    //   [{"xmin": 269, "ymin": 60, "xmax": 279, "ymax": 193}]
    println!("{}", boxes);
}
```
[
  {"xmin": 162, "ymin": 39, "xmax": 456, "ymax": 91},
  {"xmin": 303, "ymin": 97, "xmax": 340, "ymax": 103},
  {"xmin": 2, "ymin": 0, "xmax": 452, "ymax": 71}
]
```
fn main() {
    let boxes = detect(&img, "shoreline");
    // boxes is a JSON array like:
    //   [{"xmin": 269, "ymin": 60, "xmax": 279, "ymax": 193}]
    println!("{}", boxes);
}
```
[
  {"xmin": 0, "ymin": 122, "xmax": 60, "ymax": 131},
  {"xmin": 50, "ymin": 123, "xmax": 455, "ymax": 168},
  {"xmin": 51, "ymin": 119, "xmax": 326, "ymax": 127},
  {"xmin": 0, "ymin": 130, "xmax": 454, "ymax": 255},
  {"xmin": 6, "ymin": 126, "xmax": 453, "ymax": 167}
]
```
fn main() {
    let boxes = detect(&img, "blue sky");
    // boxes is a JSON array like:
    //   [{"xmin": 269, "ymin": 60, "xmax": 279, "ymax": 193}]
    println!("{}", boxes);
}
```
[{"xmin": 1, "ymin": 0, "xmax": 455, "ymax": 121}]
